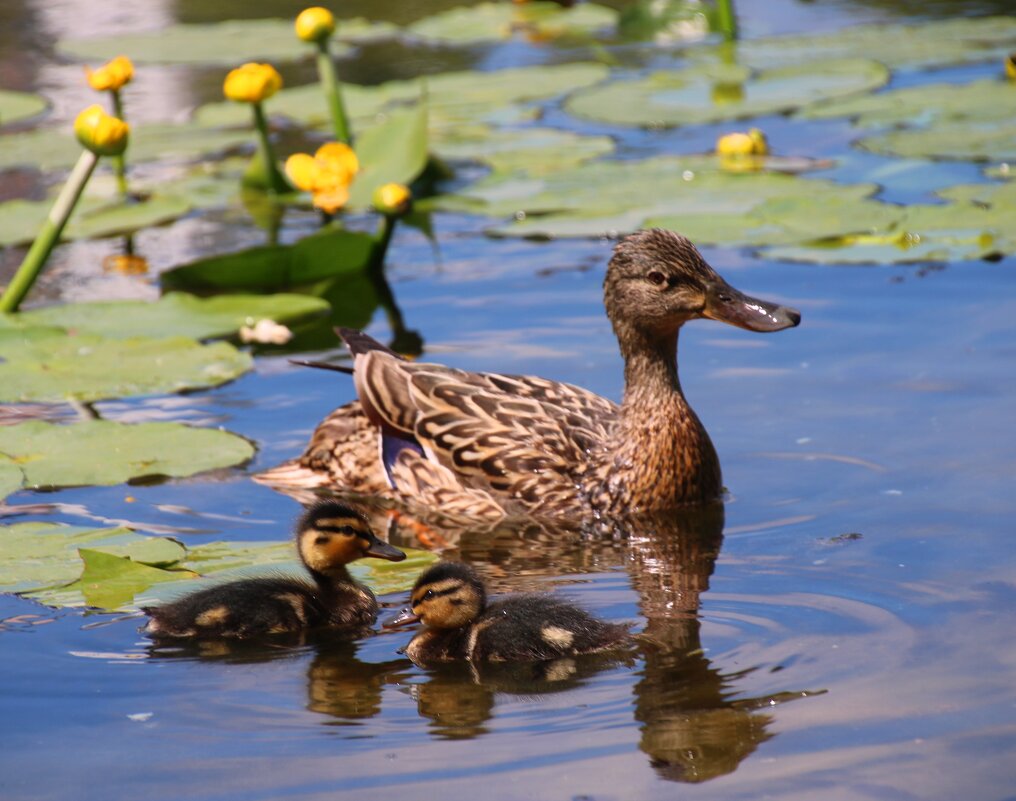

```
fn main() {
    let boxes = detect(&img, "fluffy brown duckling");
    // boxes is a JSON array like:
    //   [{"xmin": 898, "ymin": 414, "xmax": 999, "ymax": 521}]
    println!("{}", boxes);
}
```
[
  {"xmin": 385, "ymin": 562, "xmax": 632, "ymax": 665},
  {"xmin": 141, "ymin": 501, "xmax": 405, "ymax": 639}
]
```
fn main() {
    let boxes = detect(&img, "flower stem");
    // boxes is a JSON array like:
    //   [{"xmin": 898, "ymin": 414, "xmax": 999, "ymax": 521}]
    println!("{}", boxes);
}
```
[
  {"xmin": 715, "ymin": 0, "xmax": 738, "ymax": 41},
  {"xmin": 369, "ymin": 213, "xmax": 397, "ymax": 274},
  {"xmin": 0, "ymin": 150, "xmax": 99, "ymax": 313},
  {"xmin": 110, "ymin": 89, "xmax": 130, "ymax": 199},
  {"xmin": 249, "ymin": 102, "xmax": 291, "ymax": 194},
  {"xmin": 316, "ymin": 40, "xmax": 352, "ymax": 145}
]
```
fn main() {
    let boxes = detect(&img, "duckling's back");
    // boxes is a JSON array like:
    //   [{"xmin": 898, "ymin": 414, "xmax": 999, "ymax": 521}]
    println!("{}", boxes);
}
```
[
  {"xmin": 470, "ymin": 595, "xmax": 631, "ymax": 662},
  {"xmin": 142, "ymin": 576, "xmax": 376, "ymax": 639}
]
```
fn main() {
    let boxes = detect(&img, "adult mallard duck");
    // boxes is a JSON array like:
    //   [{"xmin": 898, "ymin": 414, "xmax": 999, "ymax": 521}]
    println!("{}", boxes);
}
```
[
  {"xmin": 141, "ymin": 501, "xmax": 405, "ymax": 639},
  {"xmin": 384, "ymin": 561, "xmax": 633, "ymax": 665},
  {"xmin": 256, "ymin": 229, "xmax": 800, "ymax": 518}
]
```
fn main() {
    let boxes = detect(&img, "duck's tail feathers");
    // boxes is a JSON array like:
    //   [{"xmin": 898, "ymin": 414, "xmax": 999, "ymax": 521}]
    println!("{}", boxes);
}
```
[
  {"xmin": 253, "ymin": 460, "xmax": 332, "ymax": 490},
  {"xmin": 288, "ymin": 359, "xmax": 354, "ymax": 375},
  {"xmin": 335, "ymin": 327, "xmax": 405, "ymax": 360}
]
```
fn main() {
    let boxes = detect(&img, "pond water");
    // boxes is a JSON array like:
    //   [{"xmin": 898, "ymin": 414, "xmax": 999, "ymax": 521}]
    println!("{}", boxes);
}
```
[{"xmin": 2, "ymin": 1, "xmax": 1016, "ymax": 800}]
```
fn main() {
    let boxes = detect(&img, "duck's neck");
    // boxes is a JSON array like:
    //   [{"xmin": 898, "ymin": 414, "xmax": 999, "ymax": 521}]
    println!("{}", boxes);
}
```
[
  {"xmin": 599, "ymin": 324, "xmax": 722, "ymax": 511},
  {"xmin": 309, "ymin": 565, "xmax": 358, "ymax": 598}
]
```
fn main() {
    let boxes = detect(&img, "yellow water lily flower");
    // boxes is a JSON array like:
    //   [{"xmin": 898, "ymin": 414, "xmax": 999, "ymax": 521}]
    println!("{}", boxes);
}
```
[
  {"xmin": 223, "ymin": 63, "xmax": 283, "ymax": 103},
  {"xmin": 314, "ymin": 141, "xmax": 358, "ymax": 184},
  {"xmin": 74, "ymin": 105, "xmax": 129, "ymax": 156},
  {"xmin": 373, "ymin": 183, "xmax": 412, "ymax": 215},
  {"xmin": 85, "ymin": 55, "xmax": 134, "ymax": 92},
  {"xmin": 312, "ymin": 185, "xmax": 350, "ymax": 215},
  {"xmin": 285, "ymin": 141, "xmax": 358, "ymax": 214},
  {"xmin": 295, "ymin": 6, "xmax": 336, "ymax": 44},
  {"xmin": 1006, "ymin": 53, "xmax": 1016, "ymax": 82},
  {"xmin": 716, "ymin": 128, "xmax": 768, "ymax": 157}
]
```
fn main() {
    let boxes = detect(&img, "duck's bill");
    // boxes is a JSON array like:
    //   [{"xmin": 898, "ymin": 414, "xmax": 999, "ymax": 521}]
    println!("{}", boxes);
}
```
[
  {"xmin": 383, "ymin": 607, "xmax": 421, "ymax": 628},
  {"xmin": 365, "ymin": 540, "xmax": 407, "ymax": 562},
  {"xmin": 703, "ymin": 281, "xmax": 801, "ymax": 332}
]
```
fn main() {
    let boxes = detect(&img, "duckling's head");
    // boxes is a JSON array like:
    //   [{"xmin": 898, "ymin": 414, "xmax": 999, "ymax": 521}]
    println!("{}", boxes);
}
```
[
  {"xmin": 296, "ymin": 501, "xmax": 405, "ymax": 574},
  {"xmin": 604, "ymin": 229, "xmax": 800, "ymax": 342},
  {"xmin": 385, "ymin": 562, "xmax": 486, "ymax": 630}
]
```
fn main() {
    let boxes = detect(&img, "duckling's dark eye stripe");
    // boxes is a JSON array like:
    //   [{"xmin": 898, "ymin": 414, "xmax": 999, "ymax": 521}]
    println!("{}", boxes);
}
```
[{"xmin": 412, "ymin": 584, "xmax": 462, "ymax": 605}]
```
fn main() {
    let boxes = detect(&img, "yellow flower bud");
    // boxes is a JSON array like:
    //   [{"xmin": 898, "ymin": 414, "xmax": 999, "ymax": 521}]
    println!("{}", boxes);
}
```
[
  {"xmin": 284, "ymin": 153, "xmax": 321, "ymax": 193},
  {"xmin": 1006, "ymin": 53, "xmax": 1016, "ymax": 82},
  {"xmin": 373, "ymin": 183, "xmax": 412, "ymax": 216},
  {"xmin": 74, "ymin": 104, "xmax": 129, "ymax": 156},
  {"xmin": 85, "ymin": 55, "xmax": 134, "ymax": 92},
  {"xmin": 223, "ymin": 63, "xmax": 283, "ymax": 103},
  {"xmin": 746, "ymin": 128, "xmax": 769, "ymax": 156},
  {"xmin": 716, "ymin": 132, "xmax": 755, "ymax": 157},
  {"xmin": 295, "ymin": 6, "xmax": 336, "ymax": 44}
]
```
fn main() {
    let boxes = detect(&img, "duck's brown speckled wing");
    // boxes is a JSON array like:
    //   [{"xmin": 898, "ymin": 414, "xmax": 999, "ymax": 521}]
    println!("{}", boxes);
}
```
[{"xmin": 354, "ymin": 350, "xmax": 619, "ymax": 515}]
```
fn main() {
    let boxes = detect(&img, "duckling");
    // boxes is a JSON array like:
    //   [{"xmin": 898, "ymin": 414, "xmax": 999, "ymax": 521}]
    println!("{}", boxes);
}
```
[
  {"xmin": 256, "ymin": 229, "xmax": 801, "ymax": 518},
  {"xmin": 385, "ymin": 561, "xmax": 632, "ymax": 665},
  {"xmin": 141, "ymin": 501, "xmax": 405, "ymax": 639}
]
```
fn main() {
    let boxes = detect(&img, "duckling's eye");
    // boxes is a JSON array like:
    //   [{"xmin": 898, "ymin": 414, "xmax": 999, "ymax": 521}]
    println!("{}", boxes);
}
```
[
  {"xmin": 336, "ymin": 525, "xmax": 359, "ymax": 536},
  {"xmin": 422, "ymin": 590, "xmax": 435, "ymax": 601},
  {"xmin": 647, "ymin": 271, "xmax": 667, "ymax": 287}
]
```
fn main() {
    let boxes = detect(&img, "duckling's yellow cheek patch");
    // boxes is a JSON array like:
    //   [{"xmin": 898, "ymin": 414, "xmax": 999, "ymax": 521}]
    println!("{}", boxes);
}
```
[
  {"xmin": 540, "ymin": 625, "xmax": 575, "ymax": 649},
  {"xmin": 195, "ymin": 606, "xmax": 230, "ymax": 627}
]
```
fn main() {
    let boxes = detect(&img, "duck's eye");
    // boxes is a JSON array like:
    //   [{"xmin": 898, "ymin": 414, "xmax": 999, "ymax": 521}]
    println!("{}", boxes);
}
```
[{"xmin": 647, "ymin": 271, "xmax": 667, "ymax": 287}]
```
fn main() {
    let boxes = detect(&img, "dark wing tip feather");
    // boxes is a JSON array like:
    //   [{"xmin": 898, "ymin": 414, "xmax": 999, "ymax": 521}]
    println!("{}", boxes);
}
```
[
  {"xmin": 335, "ymin": 328, "xmax": 404, "ymax": 360},
  {"xmin": 289, "ymin": 359, "xmax": 354, "ymax": 375}
]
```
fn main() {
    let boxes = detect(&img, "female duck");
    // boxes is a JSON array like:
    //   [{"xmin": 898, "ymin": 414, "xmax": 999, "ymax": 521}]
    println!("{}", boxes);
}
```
[
  {"xmin": 256, "ymin": 229, "xmax": 800, "ymax": 517},
  {"xmin": 384, "ymin": 562, "xmax": 632, "ymax": 665},
  {"xmin": 142, "ymin": 501, "xmax": 405, "ymax": 639}
]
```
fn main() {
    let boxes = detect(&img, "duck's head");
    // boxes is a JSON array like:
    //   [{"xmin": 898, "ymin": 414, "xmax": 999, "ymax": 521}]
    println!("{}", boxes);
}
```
[
  {"xmin": 604, "ymin": 229, "xmax": 801, "ymax": 341},
  {"xmin": 384, "ymin": 562, "xmax": 486, "ymax": 630},
  {"xmin": 297, "ymin": 501, "xmax": 406, "ymax": 573}
]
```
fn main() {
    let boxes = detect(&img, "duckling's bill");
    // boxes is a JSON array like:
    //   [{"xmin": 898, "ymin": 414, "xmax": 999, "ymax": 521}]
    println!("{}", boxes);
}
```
[
  {"xmin": 365, "ymin": 538, "xmax": 407, "ymax": 562},
  {"xmin": 383, "ymin": 607, "xmax": 421, "ymax": 628}
]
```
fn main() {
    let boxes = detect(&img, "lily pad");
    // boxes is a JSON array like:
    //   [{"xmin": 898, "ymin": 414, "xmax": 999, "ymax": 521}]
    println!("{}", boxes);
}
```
[
  {"xmin": 706, "ymin": 16, "xmax": 1016, "ymax": 71},
  {"xmin": 435, "ymin": 126, "xmax": 615, "ymax": 176},
  {"xmin": 46, "ymin": 548, "xmax": 197, "ymax": 611},
  {"xmin": 14, "ymin": 293, "xmax": 329, "ymax": 342},
  {"xmin": 0, "ymin": 89, "xmax": 48, "ymax": 127},
  {"xmin": 0, "ymin": 328, "xmax": 252, "ymax": 403},
  {"xmin": 0, "ymin": 522, "xmax": 187, "ymax": 593},
  {"xmin": 348, "ymin": 103, "xmax": 429, "ymax": 208},
  {"xmin": 405, "ymin": 2, "xmax": 617, "ymax": 45},
  {"xmin": 565, "ymin": 58, "xmax": 889, "ymax": 128},
  {"xmin": 161, "ymin": 228, "xmax": 375, "ymax": 293},
  {"xmin": 0, "ymin": 455, "xmax": 23, "ymax": 501},
  {"xmin": 0, "ymin": 420, "xmax": 254, "ymax": 490},
  {"xmin": 860, "ymin": 124, "xmax": 1016, "ymax": 163},
  {"xmin": 57, "ymin": 18, "xmax": 395, "ymax": 65}
]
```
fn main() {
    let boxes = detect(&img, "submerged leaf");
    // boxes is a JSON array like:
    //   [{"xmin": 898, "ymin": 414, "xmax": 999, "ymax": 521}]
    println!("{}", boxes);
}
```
[
  {"xmin": 0, "ymin": 328, "xmax": 252, "ymax": 403},
  {"xmin": 0, "ymin": 420, "xmax": 254, "ymax": 489},
  {"xmin": 15, "ymin": 293, "xmax": 329, "ymax": 342}
]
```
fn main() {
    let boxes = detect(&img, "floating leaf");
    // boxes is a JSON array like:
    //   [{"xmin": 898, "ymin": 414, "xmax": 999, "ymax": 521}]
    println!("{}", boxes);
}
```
[
  {"xmin": 405, "ymin": 2, "xmax": 616, "ymax": 45},
  {"xmin": 57, "ymin": 18, "xmax": 395, "ymax": 65},
  {"xmin": 14, "ymin": 293, "xmax": 329, "ymax": 342},
  {"xmin": 566, "ymin": 58, "xmax": 889, "ymax": 128},
  {"xmin": 702, "ymin": 16, "xmax": 1016, "ymax": 71},
  {"xmin": 0, "ymin": 522, "xmax": 185, "ymax": 593},
  {"xmin": 161, "ymin": 228, "xmax": 375, "ymax": 293},
  {"xmin": 0, "ymin": 420, "xmax": 254, "ymax": 489},
  {"xmin": 0, "ymin": 329, "xmax": 252, "ymax": 403},
  {"xmin": 348, "ymin": 104, "xmax": 429, "ymax": 208},
  {"xmin": 860, "ymin": 124, "xmax": 1016, "ymax": 163},
  {"xmin": 0, "ymin": 89, "xmax": 48, "ymax": 128},
  {"xmin": 435, "ymin": 126, "xmax": 615, "ymax": 176},
  {"xmin": 0, "ymin": 455, "xmax": 24, "ymax": 501}
]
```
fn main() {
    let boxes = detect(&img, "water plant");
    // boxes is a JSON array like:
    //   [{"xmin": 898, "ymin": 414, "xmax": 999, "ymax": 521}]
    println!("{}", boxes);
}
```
[
  {"xmin": 84, "ymin": 55, "xmax": 133, "ymax": 198},
  {"xmin": 295, "ymin": 6, "xmax": 353, "ymax": 144},
  {"xmin": 223, "ymin": 62, "xmax": 291, "ymax": 193}
]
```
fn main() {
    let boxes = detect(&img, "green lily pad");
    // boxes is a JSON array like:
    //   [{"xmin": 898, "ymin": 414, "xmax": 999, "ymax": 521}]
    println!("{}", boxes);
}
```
[
  {"xmin": 405, "ymin": 2, "xmax": 616, "ymax": 45},
  {"xmin": 0, "ymin": 89, "xmax": 48, "ymax": 127},
  {"xmin": 195, "ymin": 62, "xmax": 610, "ymax": 134},
  {"xmin": 435, "ymin": 125, "xmax": 615, "ymax": 176},
  {"xmin": 0, "ymin": 522, "xmax": 187, "ymax": 593},
  {"xmin": 0, "ymin": 454, "xmax": 24, "ymax": 501},
  {"xmin": 764, "ymin": 231, "xmax": 1005, "ymax": 265},
  {"xmin": 348, "ymin": 103, "xmax": 429, "ymax": 208},
  {"xmin": 57, "ymin": 17, "xmax": 395, "ymax": 65},
  {"xmin": 705, "ymin": 16, "xmax": 1016, "ymax": 71},
  {"xmin": 565, "ymin": 58, "xmax": 889, "ymax": 128},
  {"xmin": 0, "ymin": 420, "xmax": 254, "ymax": 490},
  {"xmin": 161, "ymin": 228, "xmax": 375, "ymax": 293},
  {"xmin": 860, "ymin": 124, "xmax": 1016, "ymax": 163},
  {"xmin": 802, "ymin": 78, "xmax": 1016, "ymax": 128},
  {"xmin": 0, "ymin": 328, "xmax": 252, "ymax": 403},
  {"xmin": 14, "ymin": 293, "xmax": 329, "ymax": 342}
]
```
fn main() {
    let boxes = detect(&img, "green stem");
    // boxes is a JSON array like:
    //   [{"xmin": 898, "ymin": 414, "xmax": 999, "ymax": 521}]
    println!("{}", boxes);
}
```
[
  {"xmin": 0, "ymin": 150, "xmax": 99, "ymax": 314},
  {"xmin": 369, "ymin": 213, "xmax": 397, "ymax": 274},
  {"xmin": 250, "ymin": 102, "xmax": 291, "ymax": 194},
  {"xmin": 110, "ymin": 89, "xmax": 129, "ymax": 200},
  {"xmin": 316, "ymin": 40, "xmax": 352, "ymax": 145},
  {"xmin": 715, "ymin": 0, "xmax": 738, "ymax": 41}
]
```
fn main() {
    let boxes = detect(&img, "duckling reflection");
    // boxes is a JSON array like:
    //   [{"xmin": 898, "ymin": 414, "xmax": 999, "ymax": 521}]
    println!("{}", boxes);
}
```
[{"xmin": 305, "ymin": 638, "xmax": 410, "ymax": 724}]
